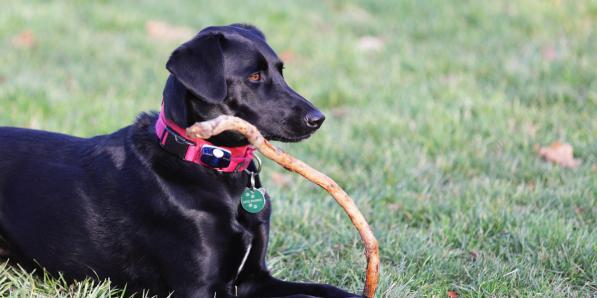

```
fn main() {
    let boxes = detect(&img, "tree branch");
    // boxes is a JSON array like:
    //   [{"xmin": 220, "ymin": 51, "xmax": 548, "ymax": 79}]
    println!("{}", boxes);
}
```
[{"xmin": 187, "ymin": 115, "xmax": 380, "ymax": 298}]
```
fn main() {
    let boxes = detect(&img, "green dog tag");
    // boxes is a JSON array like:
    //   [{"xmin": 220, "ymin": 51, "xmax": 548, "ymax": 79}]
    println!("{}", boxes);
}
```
[{"xmin": 241, "ymin": 188, "xmax": 266, "ymax": 213}]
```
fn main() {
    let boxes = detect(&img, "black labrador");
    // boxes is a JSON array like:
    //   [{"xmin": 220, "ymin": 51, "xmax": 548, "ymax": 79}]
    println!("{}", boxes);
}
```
[{"xmin": 0, "ymin": 24, "xmax": 360, "ymax": 297}]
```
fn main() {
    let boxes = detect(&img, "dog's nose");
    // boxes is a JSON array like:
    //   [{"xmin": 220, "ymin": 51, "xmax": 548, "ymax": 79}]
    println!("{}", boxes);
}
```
[{"xmin": 304, "ymin": 110, "xmax": 325, "ymax": 128}]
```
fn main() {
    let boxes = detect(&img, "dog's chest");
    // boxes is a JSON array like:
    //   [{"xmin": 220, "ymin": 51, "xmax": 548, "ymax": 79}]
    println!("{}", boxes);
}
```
[{"xmin": 161, "ymin": 172, "xmax": 265, "ymax": 286}]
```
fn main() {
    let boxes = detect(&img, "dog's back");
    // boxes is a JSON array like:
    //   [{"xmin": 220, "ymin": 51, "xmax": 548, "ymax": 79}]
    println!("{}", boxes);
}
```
[
  {"xmin": 0, "ymin": 126, "xmax": 143, "ymax": 281},
  {"xmin": 0, "ymin": 126, "xmax": 90, "ymax": 212}
]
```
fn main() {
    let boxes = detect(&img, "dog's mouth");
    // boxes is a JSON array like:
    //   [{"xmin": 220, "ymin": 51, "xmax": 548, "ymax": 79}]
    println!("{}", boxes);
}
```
[{"xmin": 265, "ymin": 133, "xmax": 313, "ymax": 143}]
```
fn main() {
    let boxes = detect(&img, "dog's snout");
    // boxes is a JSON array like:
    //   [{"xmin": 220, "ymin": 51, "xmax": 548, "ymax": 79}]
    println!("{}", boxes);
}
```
[{"xmin": 304, "ymin": 110, "xmax": 325, "ymax": 128}]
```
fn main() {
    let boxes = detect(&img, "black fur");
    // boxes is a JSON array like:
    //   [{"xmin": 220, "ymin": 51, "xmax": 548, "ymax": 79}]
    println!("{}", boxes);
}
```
[{"xmin": 0, "ymin": 25, "xmax": 356, "ymax": 297}]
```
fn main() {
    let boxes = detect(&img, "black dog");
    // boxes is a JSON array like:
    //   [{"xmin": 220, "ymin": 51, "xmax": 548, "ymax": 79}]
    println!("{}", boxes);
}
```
[{"xmin": 0, "ymin": 24, "xmax": 360, "ymax": 297}]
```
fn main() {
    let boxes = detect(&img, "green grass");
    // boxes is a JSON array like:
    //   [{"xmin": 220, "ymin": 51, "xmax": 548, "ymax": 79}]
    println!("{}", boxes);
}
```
[{"xmin": 1, "ymin": 0, "xmax": 596, "ymax": 297}]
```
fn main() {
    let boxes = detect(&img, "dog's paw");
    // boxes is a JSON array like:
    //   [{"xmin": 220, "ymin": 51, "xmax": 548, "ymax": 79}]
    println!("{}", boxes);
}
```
[{"xmin": 317, "ymin": 285, "xmax": 363, "ymax": 298}]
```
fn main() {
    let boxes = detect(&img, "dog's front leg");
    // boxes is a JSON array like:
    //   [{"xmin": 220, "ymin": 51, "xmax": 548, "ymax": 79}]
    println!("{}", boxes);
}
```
[
  {"xmin": 242, "ymin": 274, "xmax": 362, "ymax": 298},
  {"xmin": 157, "ymin": 263, "xmax": 216, "ymax": 298},
  {"xmin": 168, "ymin": 286, "xmax": 214, "ymax": 298},
  {"xmin": 148, "ymin": 233, "xmax": 220, "ymax": 298}
]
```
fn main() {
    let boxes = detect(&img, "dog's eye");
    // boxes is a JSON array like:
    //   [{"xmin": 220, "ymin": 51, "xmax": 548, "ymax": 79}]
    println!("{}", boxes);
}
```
[{"xmin": 248, "ymin": 72, "xmax": 262, "ymax": 82}]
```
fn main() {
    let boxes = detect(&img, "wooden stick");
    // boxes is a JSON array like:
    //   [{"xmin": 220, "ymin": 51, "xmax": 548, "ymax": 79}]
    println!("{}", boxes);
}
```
[{"xmin": 187, "ymin": 115, "xmax": 380, "ymax": 298}]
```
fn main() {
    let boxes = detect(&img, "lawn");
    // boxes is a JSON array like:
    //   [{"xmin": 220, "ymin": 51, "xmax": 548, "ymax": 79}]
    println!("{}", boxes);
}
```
[{"xmin": 1, "ymin": 0, "xmax": 596, "ymax": 297}]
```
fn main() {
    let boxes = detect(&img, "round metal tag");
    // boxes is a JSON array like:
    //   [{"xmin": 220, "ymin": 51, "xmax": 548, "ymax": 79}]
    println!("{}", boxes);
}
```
[{"xmin": 240, "ymin": 188, "xmax": 266, "ymax": 213}]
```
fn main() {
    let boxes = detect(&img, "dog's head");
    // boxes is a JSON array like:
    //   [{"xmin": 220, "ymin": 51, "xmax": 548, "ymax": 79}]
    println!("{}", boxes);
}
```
[{"xmin": 162, "ymin": 24, "xmax": 324, "ymax": 146}]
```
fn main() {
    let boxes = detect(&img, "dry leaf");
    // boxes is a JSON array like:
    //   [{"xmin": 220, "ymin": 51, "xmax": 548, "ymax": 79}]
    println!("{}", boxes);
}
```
[
  {"xmin": 542, "ymin": 46, "xmax": 558, "ymax": 61},
  {"xmin": 447, "ymin": 290, "xmax": 460, "ymax": 298},
  {"xmin": 416, "ymin": 193, "xmax": 429, "ymax": 201},
  {"xmin": 330, "ymin": 106, "xmax": 350, "ymax": 118},
  {"xmin": 341, "ymin": 4, "xmax": 371, "ymax": 23},
  {"xmin": 11, "ymin": 30, "xmax": 37, "ymax": 48},
  {"xmin": 538, "ymin": 141, "xmax": 580, "ymax": 168},
  {"xmin": 574, "ymin": 207, "xmax": 585, "ymax": 215},
  {"xmin": 526, "ymin": 180, "xmax": 536, "ymax": 191},
  {"xmin": 469, "ymin": 250, "xmax": 479, "ymax": 261},
  {"xmin": 271, "ymin": 172, "xmax": 292, "ymax": 188},
  {"xmin": 523, "ymin": 122, "xmax": 538, "ymax": 138},
  {"xmin": 357, "ymin": 36, "xmax": 384, "ymax": 52},
  {"xmin": 145, "ymin": 20, "xmax": 194, "ymax": 42},
  {"xmin": 28, "ymin": 117, "xmax": 41, "ymax": 130},
  {"xmin": 279, "ymin": 50, "xmax": 296, "ymax": 63},
  {"xmin": 387, "ymin": 203, "xmax": 401, "ymax": 212}
]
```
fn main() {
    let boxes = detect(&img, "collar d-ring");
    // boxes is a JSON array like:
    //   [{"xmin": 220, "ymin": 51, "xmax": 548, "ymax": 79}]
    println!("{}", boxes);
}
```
[{"xmin": 244, "ymin": 154, "xmax": 262, "ymax": 175}]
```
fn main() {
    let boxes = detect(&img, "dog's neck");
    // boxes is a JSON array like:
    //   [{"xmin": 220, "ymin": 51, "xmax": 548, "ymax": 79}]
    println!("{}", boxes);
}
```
[
  {"xmin": 163, "ymin": 76, "xmax": 190, "ymax": 126},
  {"xmin": 162, "ymin": 75, "xmax": 249, "ymax": 147}
]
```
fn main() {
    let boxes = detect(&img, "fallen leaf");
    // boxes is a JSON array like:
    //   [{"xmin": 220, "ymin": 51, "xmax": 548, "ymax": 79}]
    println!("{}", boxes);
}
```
[
  {"xmin": 314, "ymin": 19, "xmax": 332, "ymax": 33},
  {"xmin": 574, "ymin": 207, "xmax": 585, "ymax": 215},
  {"xmin": 28, "ymin": 117, "xmax": 41, "ymax": 130},
  {"xmin": 279, "ymin": 50, "xmax": 296, "ymax": 63},
  {"xmin": 447, "ymin": 290, "xmax": 459, "ymax": 298},
  {"xmin": 271, "ymin": 172, "xmax": 292, "ymax": 188},
  {"xmin": 523, "ymin": 122, "xmax": 538, "ymax": 138},
  {"xmin": 402, "ymin": 211, "xmax": 413, "ymax": 221},
  {"xmin": 387, "ymin": 203, "xmax": 401, "ymax": 211},
  {"xmin": 526, "ymin": 180, "xmax": 536, "ymax": 191},
  {"xmin": 145, "ymin": 20, "xmax": 194, "ymax": 42},
  {"xmin": 341, "ymin": 4, "xmax": 371, "ymax": 23},
  {"xmin": 416, "ymin": 193, "xmax": 429, "ymax": 201},
  {"xmin": 538, "ymin": 141, "xmax": 580, "ymax": 168},
  {"xmin": 11, "ymin": 30, "xmax": 37, "ymax": 48},
  {"xmin": 542, "ymin": 46, "xmax": 558, "ymax": 61},
  {"xmin": 330, "ymin": 106, "xmax": 350, "ymax": 118},
  {"xmin": 469, "ymin": 250, "xmax": 479, "ymax": 261},
  {"xmin": 356, "ymin": 36, "xmax": 384, "ymax": 52}
]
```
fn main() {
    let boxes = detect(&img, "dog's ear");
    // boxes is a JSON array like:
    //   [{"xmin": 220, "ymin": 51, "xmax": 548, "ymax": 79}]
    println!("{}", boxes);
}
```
[{"xmin": 166, "ymin": 34, "xmax": 226, "ymax": 103}]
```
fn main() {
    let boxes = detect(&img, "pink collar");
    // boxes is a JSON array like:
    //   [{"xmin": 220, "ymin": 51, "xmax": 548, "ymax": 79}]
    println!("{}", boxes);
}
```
[{"xmin": 155, "ymin": 107, "xmax": 254, "ymax": 172}]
